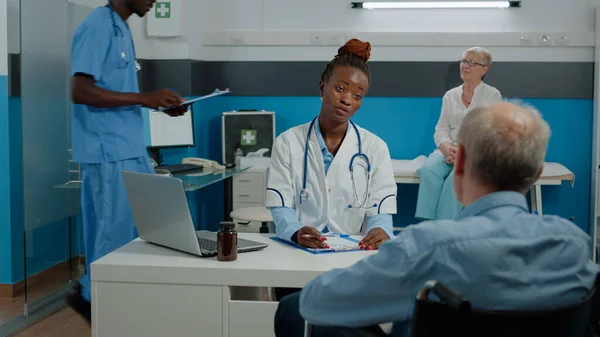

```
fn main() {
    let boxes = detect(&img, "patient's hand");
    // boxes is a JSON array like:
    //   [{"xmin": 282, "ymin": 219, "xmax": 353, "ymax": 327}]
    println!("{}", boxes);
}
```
[
  {"xmin": 297, "ymin": 226, "xmax": 329, "ymax": 249},
  {"xmin": 360, "ymin": 228, "xmax": 389, "ymax": 250},
  {"xmin": 440, "ymin": 142, "xmax": 457, "ymax": 164},
  {"xmin": 439, "ymin": 142, "xmax": 455, "ymax": 158}
]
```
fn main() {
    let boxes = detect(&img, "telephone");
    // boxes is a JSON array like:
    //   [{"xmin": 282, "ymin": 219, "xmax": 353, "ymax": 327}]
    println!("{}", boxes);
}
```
[{"xmin": 182, "ymin": 157, "xmax": 226, "ymax": 171}]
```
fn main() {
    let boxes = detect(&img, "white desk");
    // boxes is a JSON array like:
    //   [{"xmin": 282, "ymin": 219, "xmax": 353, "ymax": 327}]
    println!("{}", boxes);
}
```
[
  {"xmin": 91, "ymin": 234, "xmax": 374, "ymax": 337},
  {"xmin": 392, "ymin": 157, "xmax": 575, "ymax": 216}
]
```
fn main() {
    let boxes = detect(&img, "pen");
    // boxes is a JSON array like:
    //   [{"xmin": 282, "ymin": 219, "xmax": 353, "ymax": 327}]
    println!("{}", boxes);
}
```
[
  {"xmin": 301, "ymin": 233, "xmax": 352, "ymax": 238},
  {"xmin": 302, "ymin": 234, "xmax": 335, "ymax": 238}
]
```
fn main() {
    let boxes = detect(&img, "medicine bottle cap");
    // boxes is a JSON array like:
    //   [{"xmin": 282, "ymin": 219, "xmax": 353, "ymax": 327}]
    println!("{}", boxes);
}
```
[{"xmin": 220, "ymin": 221, "xmax": 235, "ymax": 230}]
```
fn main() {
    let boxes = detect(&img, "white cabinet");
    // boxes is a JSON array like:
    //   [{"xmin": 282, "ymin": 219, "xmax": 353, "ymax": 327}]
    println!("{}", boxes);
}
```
[
  {"xmin": 233, "ymin": 171, "xmax": 266, "ymax": 204},
  {"xmin": 232, "ymin": 168, "xmax": 268, "ymax": 233}
]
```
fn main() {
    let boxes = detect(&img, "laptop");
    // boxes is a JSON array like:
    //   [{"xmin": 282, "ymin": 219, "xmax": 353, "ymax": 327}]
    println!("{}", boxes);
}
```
[{"xmin": 121, "ymin": 170, "xmax": 268, "ymax": 257}]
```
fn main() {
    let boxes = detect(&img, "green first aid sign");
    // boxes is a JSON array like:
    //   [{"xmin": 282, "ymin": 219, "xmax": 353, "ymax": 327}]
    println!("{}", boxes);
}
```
[
  {"xmin": 241, "ymin": 129, "xmax": 257, "ymax": 146},
  {"xmin": 155, "ymin": 2, "xmax": 171, "ymax": 18}
]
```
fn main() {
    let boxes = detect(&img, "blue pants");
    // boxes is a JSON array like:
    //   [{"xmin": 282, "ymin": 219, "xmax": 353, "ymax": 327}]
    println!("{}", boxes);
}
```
[
  {"xmin": 79, "ymin": 156, "xmax": 154, "ymax": 302},
  {"xmin": 274, "ymin": 292, "xmax": 389, "ymax": 337},
  {"xmin": 415, "ymin": 153, "xmax": 462, "ymax": 220}
]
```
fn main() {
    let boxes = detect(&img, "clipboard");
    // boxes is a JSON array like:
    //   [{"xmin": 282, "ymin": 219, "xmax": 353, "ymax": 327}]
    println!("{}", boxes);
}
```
[
  {"xmin": 270, "ymin": 233, "xmax": 363, "ymax": 254},
  {"xmin": 157, "ymin": 88, "xmax": 231, "ymax": 111}
]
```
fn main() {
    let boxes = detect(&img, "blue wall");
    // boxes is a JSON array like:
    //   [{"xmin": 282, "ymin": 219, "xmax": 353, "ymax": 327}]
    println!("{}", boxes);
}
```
[
  {"xmin": 1, "ymin": 94, "xmax": 592, "ymax": 284},
  {"xmin": 159, "ymin": 96, "xmax": 592, "ymax": 234}
]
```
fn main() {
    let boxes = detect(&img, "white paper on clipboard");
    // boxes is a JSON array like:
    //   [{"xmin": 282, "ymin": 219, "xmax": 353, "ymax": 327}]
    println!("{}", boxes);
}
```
[
  {"xmin": 157, "ymin": 88, "xmax": 231, "ymax": 111},
  {"xmin": 149, "ymin": 109, "xmax": 194, "ymax": 147},
  {"xmin": 306, "ymin": 235, "xmax": 362, "ymax": 252}
]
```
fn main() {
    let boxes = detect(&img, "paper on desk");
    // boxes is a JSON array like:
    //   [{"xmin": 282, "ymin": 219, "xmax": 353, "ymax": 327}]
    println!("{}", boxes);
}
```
[{"xmin": 306, "ymin": 236, "xmax": 361, "ymax": 252}]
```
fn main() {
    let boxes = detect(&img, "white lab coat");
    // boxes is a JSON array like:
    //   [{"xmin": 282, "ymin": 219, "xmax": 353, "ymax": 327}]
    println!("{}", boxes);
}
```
[
  {"xmin": 433, "ymin": 82, "xmax": 502, "ymax": 155},
  {"xmin": 266, "ymin": 119, "xmax": 397, "ymax": 235}
]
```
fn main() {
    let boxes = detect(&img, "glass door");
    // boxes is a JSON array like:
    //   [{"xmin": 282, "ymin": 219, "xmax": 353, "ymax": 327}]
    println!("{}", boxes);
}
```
[{"xmin": 20, "ymin": 0, "xmax": 81, "ymax": 314}]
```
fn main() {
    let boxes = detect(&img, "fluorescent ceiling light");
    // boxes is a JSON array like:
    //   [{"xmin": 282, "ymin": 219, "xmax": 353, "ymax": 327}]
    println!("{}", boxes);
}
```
[{"xmin": 351, "ymin": 1, "xmax": 521, "ymax": 9}]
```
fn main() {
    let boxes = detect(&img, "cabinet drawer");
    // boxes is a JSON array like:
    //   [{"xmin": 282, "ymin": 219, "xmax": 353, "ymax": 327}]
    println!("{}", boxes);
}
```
[
  {"xmin": 233, "ymin": 172, "xmax": 265, "ymax": 203},
  {"xmin": 228, "ymin": 300, "xmax": 278, "ymax": 337},
  {"xmin": 233, "ymin": 172, "xmax": 264, "ymax": 186}
]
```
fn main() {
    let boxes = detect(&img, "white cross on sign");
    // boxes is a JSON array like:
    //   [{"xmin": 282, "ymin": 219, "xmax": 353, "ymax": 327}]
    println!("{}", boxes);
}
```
[
  {"xmin": 242, "ymin": 131, "xmax": 256, "ymax": 145},
  {"xmin": 156, "ymin": 3, "xmax": 170, "ymax": 17}
]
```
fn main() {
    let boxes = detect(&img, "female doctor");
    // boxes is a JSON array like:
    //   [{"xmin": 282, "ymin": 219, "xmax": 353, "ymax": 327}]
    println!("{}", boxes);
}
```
[{"xmin": 266, "ymin": 39, "xmax": 397, "ymax": 253}]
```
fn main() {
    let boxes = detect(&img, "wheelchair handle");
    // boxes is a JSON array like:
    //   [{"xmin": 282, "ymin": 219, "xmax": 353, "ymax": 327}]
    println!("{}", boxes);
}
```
[{"xmin": 419, "ymin": 280, "xmax": 471, "ymax": 312}]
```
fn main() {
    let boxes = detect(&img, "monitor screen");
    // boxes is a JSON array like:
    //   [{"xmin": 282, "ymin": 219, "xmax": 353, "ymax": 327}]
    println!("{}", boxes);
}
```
[{"xmin": 142, "ymin": 106, "xmax": 195, "ymax": 148}]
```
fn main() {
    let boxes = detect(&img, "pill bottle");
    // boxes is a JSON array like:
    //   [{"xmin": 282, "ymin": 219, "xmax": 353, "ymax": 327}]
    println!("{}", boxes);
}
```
[{"xmin": 217, "ymin": 221, "xmax": 237, "ymax": 261}]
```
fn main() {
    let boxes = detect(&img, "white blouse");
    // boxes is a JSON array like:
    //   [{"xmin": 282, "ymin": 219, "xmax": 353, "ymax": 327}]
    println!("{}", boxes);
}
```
[{"xmin": 433, "ymin": 82, "xmax": 502, "ymax": 154}]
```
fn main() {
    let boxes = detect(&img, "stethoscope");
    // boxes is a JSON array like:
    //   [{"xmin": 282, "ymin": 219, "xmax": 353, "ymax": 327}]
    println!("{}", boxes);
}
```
[
  {"xmin": 300, "ymin": 116, "xmax": 375, "ymax": 209},
  {"xmin": 107, "ymin": 1, "xmax": 141, "ymax": 71}
]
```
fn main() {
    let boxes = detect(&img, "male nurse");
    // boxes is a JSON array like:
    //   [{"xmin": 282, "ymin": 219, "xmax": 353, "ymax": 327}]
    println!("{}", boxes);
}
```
[{"xmin": 65, "ymin": 0, "xmax": 188, "ymax": 323}]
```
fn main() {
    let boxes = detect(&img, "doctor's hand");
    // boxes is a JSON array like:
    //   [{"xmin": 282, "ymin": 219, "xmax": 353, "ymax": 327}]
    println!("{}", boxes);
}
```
[
  {"xmin": 360, "ymin": 228, "xmax": 389, "ymax": 250},
  {"xmin": 297, "ymin": 227, "xmax": 329, "ymax": 249},
  {"xmin": 139, "ymin": 89, "xmax": 185, "ymax": 111}
]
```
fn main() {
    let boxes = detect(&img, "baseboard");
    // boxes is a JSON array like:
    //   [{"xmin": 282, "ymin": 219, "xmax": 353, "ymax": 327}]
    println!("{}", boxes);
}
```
[{"xmin": 0, "ymin": 256, "xmax": 85, "ymax": 299}]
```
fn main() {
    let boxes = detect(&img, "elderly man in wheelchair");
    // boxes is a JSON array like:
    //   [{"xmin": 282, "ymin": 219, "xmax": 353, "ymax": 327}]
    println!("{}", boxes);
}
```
[{"xmin": 273, "ymin": 101, "xmax": 600, "ymax": 337}]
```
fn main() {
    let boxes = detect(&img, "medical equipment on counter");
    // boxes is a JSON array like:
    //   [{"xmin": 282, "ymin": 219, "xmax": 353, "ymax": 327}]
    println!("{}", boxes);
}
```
[
  {"xmin": 222, "ymin": 110, "xmax": 275, "ymax": 166},
  {"xmin": 182, "ymin": 157, "xmax": 225, "ymax": 170},
  {"xmin": 156, "ymin": 163, "xmax": 203, "ymax": 174},
  {"xmin": 235, "ymin": 149, "xmax": 272, "ymax": 170},
  {"xmin": 247, "ymin": 148, "xmax": 270, "ymax": 157}
]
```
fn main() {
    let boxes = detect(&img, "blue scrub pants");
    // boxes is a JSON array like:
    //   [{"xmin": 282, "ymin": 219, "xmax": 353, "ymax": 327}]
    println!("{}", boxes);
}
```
[
  {"xmin": 79, "ymin": 156, "xmax": 154, "ymax": 302},
  {"xmin": 415, "ymin": 153, "xmax": 462, "ymax": 220}
]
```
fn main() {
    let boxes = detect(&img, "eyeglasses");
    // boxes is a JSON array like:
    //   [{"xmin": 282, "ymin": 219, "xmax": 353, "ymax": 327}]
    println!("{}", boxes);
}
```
[{"xmin": 460, "ymin": 59, "xmax": 487, "ymax": 67}]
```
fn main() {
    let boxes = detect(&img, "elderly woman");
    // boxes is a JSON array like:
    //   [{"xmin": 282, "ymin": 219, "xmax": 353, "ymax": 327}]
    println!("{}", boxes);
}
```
[{"xmin": 415, "ymin": 47, "xmax": 502, "ymax": 220}]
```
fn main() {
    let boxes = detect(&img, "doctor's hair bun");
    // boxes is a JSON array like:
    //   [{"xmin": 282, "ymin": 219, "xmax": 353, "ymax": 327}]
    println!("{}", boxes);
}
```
[
  {"xmin": 337, "ymin": 39, "xmax": 371, "ymax": 63},
  {"xmin": 320, "ymin": 38, "xmax": 372, "ymax": 85}
]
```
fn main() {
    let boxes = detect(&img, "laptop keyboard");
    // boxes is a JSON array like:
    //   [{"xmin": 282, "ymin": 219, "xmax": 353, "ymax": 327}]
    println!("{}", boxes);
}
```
[
  {"xmin": 156, "ymin": 163, "xmax": 203, "ymax": 174},
  {"xmin": 198, "ymin": 238, "xmax": 218, "ymax": 252},
  {"xmin": 196, "ymin": 232, "xmax": 263, "ymax": 252}
]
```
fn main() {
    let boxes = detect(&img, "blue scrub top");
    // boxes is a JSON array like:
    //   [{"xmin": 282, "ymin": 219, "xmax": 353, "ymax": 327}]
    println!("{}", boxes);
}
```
[{"xmin": 70, "ymin": 7, "xmax": 145, "ymax": 163}]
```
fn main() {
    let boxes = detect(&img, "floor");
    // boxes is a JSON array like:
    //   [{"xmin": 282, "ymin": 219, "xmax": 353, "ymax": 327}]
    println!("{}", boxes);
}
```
[
  {"xmin": 14, "ymin": 308, "xmax": 90, "ymax": 337},
  {"xmin": 0, "ymin": 296, "xmax": 23, "ymax": 326},
  {"xmin": 0, "ymin": 260, "xmax": 90, "ymax": 336},
  {"xmin": 1, "ymin": 294, "xmax": 90, "ymax": 337}
]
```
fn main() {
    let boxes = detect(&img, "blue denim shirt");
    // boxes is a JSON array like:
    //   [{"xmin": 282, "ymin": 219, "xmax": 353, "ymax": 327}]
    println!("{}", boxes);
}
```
[{"xmin": 299, "ymin": 191, "xmax": 599, "ymax": 336}]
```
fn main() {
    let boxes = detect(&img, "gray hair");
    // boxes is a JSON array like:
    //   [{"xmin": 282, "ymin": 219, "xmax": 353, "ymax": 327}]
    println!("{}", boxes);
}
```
[
  {"xmin": 457, "ymin": 100, "xmax": 551, "ymax": 193},
  {"xmin": 463, "ymin": 47, "xmax": 492, "ymax": 66}
]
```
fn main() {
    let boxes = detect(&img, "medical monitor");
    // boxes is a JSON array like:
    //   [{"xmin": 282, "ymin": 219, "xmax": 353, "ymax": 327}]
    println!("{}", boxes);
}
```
[{"xmin": 143, "ymin": 105, "xmax": 196, "ymax": 163}]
